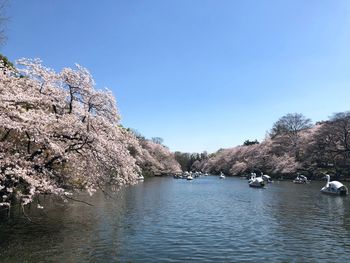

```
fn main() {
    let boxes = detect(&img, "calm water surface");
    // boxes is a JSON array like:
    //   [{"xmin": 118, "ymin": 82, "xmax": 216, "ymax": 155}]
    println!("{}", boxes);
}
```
[{"xmin": 1, "ymin": 176, "xmax": 350, "ymax": 262}]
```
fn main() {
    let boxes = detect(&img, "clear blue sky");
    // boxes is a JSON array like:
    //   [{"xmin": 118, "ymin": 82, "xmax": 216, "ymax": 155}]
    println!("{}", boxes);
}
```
[{"xmin": 2, "ymin": 0, "xmax": 350, "ymax": 153}]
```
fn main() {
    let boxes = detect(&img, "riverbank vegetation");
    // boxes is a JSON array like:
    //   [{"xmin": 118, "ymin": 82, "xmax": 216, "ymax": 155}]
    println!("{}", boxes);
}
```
[
  {"xmin": 190, "ymin": 113, "xmax": 350, "ymax": 180},
  {"xmin": 128, "ymin": 130, "xmax": 181, "ymax": 177},
  {"xmin": 0, "ymin": 57, "xmax": 180, "ymax": 209}
]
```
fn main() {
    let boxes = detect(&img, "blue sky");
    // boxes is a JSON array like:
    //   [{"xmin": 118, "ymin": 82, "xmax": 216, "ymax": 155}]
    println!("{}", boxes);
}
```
[{"xmin": 2, "ymin": 0, "xmax": 350, "ymax": 153}]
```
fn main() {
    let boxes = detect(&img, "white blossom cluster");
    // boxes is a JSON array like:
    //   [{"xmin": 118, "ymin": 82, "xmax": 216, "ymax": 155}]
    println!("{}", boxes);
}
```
[
  {"xmin": 0, "ymin": 59, "xmax": 145, "ymax": 208},
  {"xmin": 197, "ymin": 139, "xmax": 302, "ymax": 176},
  {"xmin": 137, "ymin": 140, "xmax": 182, "ymax": 176}
]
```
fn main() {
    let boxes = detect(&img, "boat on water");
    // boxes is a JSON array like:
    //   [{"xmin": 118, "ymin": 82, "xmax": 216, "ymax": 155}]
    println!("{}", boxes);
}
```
[
  {"xmin": 320, "ymin": 174, "xmax": 348, "ymax": 196},
  {"xmin": 180, "ymin": 171, "xmax": 190, "ymax": 179},
  {"xmin": 248, "ymin": 173, "xmax": 265, "ymax": 188},
  {"xmin": 173, "ymin": 174, "xmax": 183, "ymax": 179},
  {"xmin": 187, "ymin": 175, "xmax": 194, "ymax": 180},
  {"xmin": 193, "ymin": 171, "xmax": 201, "ymax": 178},
  {"xmin": 293, "ymin": 174, "xmax": 308, "ymax": 184},
  {"xmin": 261, "ymin": 173, "xmax": 272, "ymax": 183},
  {"xmin": 137, "ymin": 175, "xmax": 144, "ymax": 181},
  {"xmin": 219, "ymin": 172, "xmax": 225, "ymax": 179}
]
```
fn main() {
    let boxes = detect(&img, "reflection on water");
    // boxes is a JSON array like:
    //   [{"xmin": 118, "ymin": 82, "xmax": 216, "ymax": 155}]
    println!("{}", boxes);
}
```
[{"xmin": 1, "ymin": 176, "xmax": 350, "ymax": 262}]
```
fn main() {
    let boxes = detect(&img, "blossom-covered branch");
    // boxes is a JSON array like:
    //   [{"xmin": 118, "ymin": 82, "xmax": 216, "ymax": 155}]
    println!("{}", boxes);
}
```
[{"xmin": 0, "ymin": 59, "xmax": 142, "ymax": 208}]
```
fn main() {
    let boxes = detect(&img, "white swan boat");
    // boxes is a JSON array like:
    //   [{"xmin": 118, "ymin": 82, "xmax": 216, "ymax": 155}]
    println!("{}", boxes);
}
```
[
  {"xmin": 194, "ymin": 172, "xmax": 201, "ymax": 178},
  {"xmin": 321, "ymin": 174, "xmax": 348, "ymax": 196},
  {"xmin": 293, "ymin": 174, "xmax": 308, "ymax": 184},
  {"xmin": 249, "ymin": 173, "xmax": 265, "ymax": 188},
  {"xmin": 261, "ymin": 173, "xmax": 272, "ymax": 183},
  {"xmin": 187, "ymin": 175, "xmax": 194, "ymax": 180},
  {"xmin": 181, "ymin": 171, "xmax": 190, "ymax": 179},
  {"xmin": 137, "ymin": 175, "xmax": 144, "ymax": 180}
]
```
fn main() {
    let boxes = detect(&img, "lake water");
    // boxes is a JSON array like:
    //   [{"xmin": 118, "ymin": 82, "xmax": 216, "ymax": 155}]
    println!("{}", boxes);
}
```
[{"xmin": 1, "ymin": 176, "xmax": 350, "ymax": 262}]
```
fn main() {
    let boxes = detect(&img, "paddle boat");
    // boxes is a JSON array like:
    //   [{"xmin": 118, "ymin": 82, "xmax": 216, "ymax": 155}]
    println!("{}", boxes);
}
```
[
  {"xmin": 321, "ymin": 174, "xmax": 348, "ymax": 196},
  {"xmin": 193, "ymin": 171, "xmax": 201, "ymax": 178},
  {"xmin": 219, "ymin": 172, "xmax": 225, "ymax": 179},
  {"xmin": 293, "ymin": 174, "xmax": 308, "ymax": 184},
  {"xmin": 181, "ymin": 171, "xmax": 190, "ymax": 179},
  {"xmin": 187, "ymin": 174, "xmax": 194, "ymax": 180},
  {"xmin": 137, "ymin": 175, "xmax": 144, "ymax": 181},
  {"xmin": 173, "ymin": 173, "xmax": 182, "ymax": 179},
  {"xmin": 249, "ymin": 173, "xmax": 265, "ymax": 188},
  {"xmin": 261, "ymin": 173, "xmax": 272, "ymax": 183}
]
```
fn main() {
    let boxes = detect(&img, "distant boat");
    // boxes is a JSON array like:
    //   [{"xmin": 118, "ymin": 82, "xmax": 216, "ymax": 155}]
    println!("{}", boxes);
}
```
[
  {"xmin": 293, "ymin": 174, "xmax": 308, "ymax": 184},
  {"xmin": 219, "ymin": 172, "xmax": 225, "ymax": 179},
  {"xmin": 193, "ymin": 171, "xmax": 201, "ymax": 178},
  {"xmin": 321, "ymin": 174, "xmax": 348, "ymax": 196},
  {"xmin": 187, "ymin": 175, "xmax": 194, "ymax": 180},
  {"xmin": 173, "ymin": 174, "xmax": 182, "ymax": 179},
  {"xmin": 181, "ymin": 171, "xmax": 190, "ymax": 179},
  {"xmin": 249, "ymin": 173, "xmax": 265, "ymax": 188},
  {"xmin": 261, "ymin": 173, "xmax": 272, "ymax": 183},
  {"xmin": 137, "ymin": 175, "xmax": 144, "ymax": 181}
]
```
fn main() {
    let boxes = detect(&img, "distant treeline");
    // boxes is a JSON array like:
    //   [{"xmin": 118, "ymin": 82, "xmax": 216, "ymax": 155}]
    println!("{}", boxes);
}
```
[
  {"xmin": 174, "ymin": 151, "xmax": 210, "ymax": 172},
  {"xmin": 176, "ymin": 113, "xmax": 350, "ymax": 179}
]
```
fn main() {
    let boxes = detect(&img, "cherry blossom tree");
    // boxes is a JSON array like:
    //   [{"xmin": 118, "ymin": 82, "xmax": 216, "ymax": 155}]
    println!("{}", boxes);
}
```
[
  {"xmin": 126, "ymin": 129, "xmax": 182, "ymax": 176},
  {"xmin": 137, "ymin": 139, "xmax": 181, "ymax": 176},
  {"xmin": 0, "ymin": 58, "xmax": 142, "ymax": 208},
  {"xmin": 310, "ymin": 113, "xmax": 350, "ymax": 176},
  {"xmin": 200, "ymin": 137, "xmax": 301, "ymax": 177}
]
